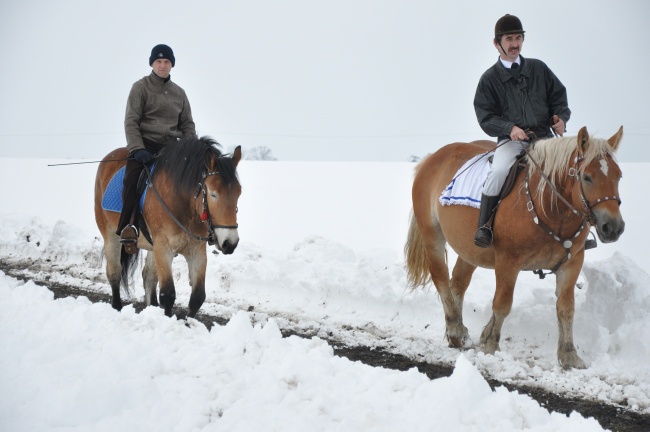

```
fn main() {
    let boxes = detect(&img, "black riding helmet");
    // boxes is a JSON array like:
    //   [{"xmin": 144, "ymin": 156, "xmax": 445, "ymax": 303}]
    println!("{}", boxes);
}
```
[{"xmin": 495, "ymin": 14, "xmax": 525, "ymax": 37}]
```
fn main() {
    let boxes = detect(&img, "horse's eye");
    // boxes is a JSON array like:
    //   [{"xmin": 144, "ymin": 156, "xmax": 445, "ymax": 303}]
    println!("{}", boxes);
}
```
[
  {"xmin": 583, "ymin": 174, "xmax": 592, "ymax": 184},
  {"xmin": 210, "ymin": 192, "xmax": 217, "ymax": 198}
]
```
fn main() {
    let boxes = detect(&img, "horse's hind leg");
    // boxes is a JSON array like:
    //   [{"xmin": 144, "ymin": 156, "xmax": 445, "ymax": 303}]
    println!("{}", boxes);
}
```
[
  {"xmin": 185, "ymin": 245, "xmax": 207, "ymax": 318},
  {"xmin": 104, "ymin": 236, "xmax": 123, "ymax": 310},
  {"xmin": 142, "ymin": 251, "xmax": 159, "ymax": 307},
  {"xmin": 448, "ymin": 257, "xmax": 476, "ymax": 346},
  {"xmin": 422, "ymin": 228, "xmax": 470, "ymax": 348}
]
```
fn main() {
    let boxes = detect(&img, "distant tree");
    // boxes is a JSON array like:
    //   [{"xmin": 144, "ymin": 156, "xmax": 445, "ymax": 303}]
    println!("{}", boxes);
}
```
[
  {"xmin": 243, "ymin": 146, "xmax": 277, "ymax": 161},
  {"xmin": 408, "ymin": 155, "xmax": 421, "ymax": 163}
]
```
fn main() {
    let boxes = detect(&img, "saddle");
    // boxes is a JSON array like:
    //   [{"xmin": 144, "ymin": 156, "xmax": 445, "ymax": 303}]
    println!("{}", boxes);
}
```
[{"xmin": 102, "ymin": 165, "xmax": 154, "ymax": 246}]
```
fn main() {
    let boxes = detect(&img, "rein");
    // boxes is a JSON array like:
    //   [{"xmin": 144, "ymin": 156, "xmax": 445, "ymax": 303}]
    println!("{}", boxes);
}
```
[
  {"xmin": 523, "ymin": 146, "xmax": 620, "ymax": 277},
  {"xmin": 143, "ymin": 155, "xmax": 238, "ymax": 246}
]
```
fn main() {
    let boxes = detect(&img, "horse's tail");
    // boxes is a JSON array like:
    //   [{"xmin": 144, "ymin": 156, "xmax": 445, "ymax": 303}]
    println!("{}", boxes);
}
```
[
  {"xmin": 404, "ymin": 211, "xmax": 432, "ymax": 289},
  {"xmin": 120, "ymin": 248, "xmax": 140, "ymax": 298}
]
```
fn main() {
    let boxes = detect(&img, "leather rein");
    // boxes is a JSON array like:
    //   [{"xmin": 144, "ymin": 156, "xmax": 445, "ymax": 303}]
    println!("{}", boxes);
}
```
[
  {"xmin": 523, "ymin": 146, "xmax": 620, "ymax": 276},
  {"xmin": 144, "ymin": 157, "xmax": 238, "ymax": 246}
]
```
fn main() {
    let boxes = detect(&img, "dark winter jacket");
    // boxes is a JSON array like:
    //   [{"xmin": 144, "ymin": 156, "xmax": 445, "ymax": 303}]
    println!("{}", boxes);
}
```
[
  {"xmin": 473, "ymin": 56, "xmax": 570, "ymax": 142},
  {"xmin": 124, "ymin": 72, "xmax": 196, "ymax": 152}
]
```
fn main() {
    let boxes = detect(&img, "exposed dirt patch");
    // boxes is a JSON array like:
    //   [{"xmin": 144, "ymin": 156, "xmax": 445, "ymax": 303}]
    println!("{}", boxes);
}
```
[{"xmin": 2, "ymin": 260, "xmax": 649, "ymax": 432}]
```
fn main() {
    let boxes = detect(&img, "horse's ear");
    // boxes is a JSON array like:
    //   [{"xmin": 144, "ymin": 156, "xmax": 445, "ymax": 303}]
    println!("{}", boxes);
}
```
[
  {"xmin": 576, "ymin": 126, "xmax": 589, "ymax": 156},
  {"xmin": 233, "ymin": 146, "xmax": 242, "ymax": 167},
  {"xmin": 607, "ymin": 126, "xmax": 623, "ymax": 151}
]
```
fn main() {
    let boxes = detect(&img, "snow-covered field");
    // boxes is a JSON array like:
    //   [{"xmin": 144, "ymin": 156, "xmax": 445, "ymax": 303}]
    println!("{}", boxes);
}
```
[{"xmin": 1, "ymin": 156, "xmax": 648, "ymax": 431}]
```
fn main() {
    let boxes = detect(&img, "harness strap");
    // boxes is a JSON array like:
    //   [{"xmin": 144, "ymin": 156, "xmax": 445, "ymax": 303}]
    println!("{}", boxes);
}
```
[{"xmin": 524, "ymin": 169, "xmax": 588, "ymax": 277}]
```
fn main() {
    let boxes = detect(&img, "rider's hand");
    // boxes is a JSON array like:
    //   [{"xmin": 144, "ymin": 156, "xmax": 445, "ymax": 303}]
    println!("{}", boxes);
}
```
[
  {"xmin": 132, "ymin": 149, "xmax": 154, "ymax": 165},
  {"xmin": 551, "ymin": 115, "xmax": 565, "ymax": 136},
  {"xmin": 510, "ymin": 125, "xmax": 529, "ymax": 141}
]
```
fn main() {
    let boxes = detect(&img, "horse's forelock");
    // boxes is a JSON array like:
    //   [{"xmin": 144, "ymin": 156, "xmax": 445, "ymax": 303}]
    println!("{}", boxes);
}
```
[{"xmin": 212, "ymin": 152, "xmax": 239, "ymax": 186}]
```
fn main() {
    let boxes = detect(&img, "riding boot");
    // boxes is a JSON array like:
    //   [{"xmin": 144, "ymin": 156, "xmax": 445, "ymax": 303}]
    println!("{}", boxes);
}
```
[
  {"xmin": 115, "ymin": 158, "xmax": 144, "ymax": 236},
  {"xmin": 474, "ymin": 194, "xmax": 500, "ymax": 248}
]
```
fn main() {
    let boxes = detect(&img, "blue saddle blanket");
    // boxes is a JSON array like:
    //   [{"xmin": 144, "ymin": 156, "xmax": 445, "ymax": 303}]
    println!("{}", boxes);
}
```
[{"xmin": 101, "ymin": 165, "xmax": 154, "ymax": 213}]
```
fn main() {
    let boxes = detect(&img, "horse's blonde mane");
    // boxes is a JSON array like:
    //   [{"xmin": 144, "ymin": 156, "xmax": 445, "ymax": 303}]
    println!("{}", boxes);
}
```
[{"xmin": 527, "ymin": 134, "xmax": 616, "ymax": 208}]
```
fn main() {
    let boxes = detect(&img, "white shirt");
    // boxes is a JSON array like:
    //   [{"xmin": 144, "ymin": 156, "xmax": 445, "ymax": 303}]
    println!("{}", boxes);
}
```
[{"xmin": 499, "ymin": 57, "xmax": 521, "ymax": 69}]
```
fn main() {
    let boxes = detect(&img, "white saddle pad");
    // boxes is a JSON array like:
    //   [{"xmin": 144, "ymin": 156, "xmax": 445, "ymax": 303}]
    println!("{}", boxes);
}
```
[{"xmin": 439, "ymin": 152, "xmax": 493, "ymax": 209}]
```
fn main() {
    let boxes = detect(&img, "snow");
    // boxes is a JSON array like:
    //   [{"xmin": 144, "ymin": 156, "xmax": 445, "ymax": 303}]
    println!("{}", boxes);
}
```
[{"xmin": 1, "ymin": 157, "xmax": 649, "ymax": 431}]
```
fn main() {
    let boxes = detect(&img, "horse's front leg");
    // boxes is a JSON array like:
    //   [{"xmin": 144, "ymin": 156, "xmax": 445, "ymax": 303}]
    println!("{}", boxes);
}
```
[
  {"xmin": 154, "ymin": 244, "xmax": 176, "ymax": 317},
  {"xmin": 142, "ymin": 251, "xmax": 159, "ymax": 307},
  {"xmin": 185, "ymin": 244, "xmax": 207, "ymax": 318},
  {"xmin": 480, "ymin": 263, "xmax": 519, "ymax": 354},
  {"xmin": 555, "ymin": 253, "xmax": 587, "ymax": 369}
]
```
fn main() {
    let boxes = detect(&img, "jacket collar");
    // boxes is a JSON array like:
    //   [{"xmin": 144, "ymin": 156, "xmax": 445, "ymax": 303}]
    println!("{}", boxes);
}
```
[
  {"xmin": 495, "ymin": 55, "xmax": 529, "ymax": 82},
  {"xmin": 148, "ymin": 71, "xmax": 172, "ymax": 85}
]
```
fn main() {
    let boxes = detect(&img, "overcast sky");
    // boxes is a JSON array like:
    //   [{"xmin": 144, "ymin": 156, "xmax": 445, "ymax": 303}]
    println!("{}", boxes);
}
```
[{"xmin": 1, "ymin": 0, "xmax": 648, "ymax": 162}]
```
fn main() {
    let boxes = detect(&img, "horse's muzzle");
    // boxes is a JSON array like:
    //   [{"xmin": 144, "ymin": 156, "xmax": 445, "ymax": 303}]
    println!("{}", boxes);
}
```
[
  {"xmin": 594, "ymin": 210, "xmax": 625, "ymax": 243},
  {"xmin": 220, "ymin": 238, "xmax": 239, "ymax": 255},
  {"xmin": 214, "ymin": 227, "xmax": 240, "ymax": 255}
]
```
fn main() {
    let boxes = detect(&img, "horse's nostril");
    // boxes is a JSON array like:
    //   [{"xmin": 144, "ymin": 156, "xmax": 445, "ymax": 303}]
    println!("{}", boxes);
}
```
[{"xmin": 221, "ymin": 239, "xmax": 239, "ymax": 255}]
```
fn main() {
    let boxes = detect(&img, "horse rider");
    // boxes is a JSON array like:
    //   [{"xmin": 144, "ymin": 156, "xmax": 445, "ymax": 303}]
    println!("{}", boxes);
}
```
[
  {"xmin": 117, "ymin": 44, "xmax": 197, "ymax": 253},
  {"xmin": 473, "ymin": 14, "xmax": 571, "ymax": 248}
]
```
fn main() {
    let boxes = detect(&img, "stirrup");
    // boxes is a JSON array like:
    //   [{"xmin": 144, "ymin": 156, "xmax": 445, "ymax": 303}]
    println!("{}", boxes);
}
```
[
  {"xmin": 119, "ymin": 225, "xmax": 139, "ymax": 254},
  {"xmin": 474, "ymin": 226, "xmax": 493, "ymax": 248}
]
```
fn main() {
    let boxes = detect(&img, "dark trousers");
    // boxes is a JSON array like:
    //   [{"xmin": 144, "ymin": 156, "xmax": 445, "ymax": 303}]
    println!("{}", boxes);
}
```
[{"xmin": 116, "ymin": 138, "xmax": 162, "ymax": 235}]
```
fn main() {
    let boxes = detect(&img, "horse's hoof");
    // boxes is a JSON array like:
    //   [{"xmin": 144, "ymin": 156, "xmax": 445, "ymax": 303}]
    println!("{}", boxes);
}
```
[
  {"xmin": 558, "ymin": 351, "xmax": 587, "ymax": 369},
  {"xmin": 481, "ymin": 341, "xmax": 499, "ymax": 355},
  {"xmin": 448, "ymin": 337, "xmax": 464, "ymax": 349},
  {"xmin": 447, "ymin": 334, "xmax": 472, "ymax": 349}
]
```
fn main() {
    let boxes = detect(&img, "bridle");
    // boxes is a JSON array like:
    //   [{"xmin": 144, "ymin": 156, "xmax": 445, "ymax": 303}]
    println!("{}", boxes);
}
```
[
  {"xmin": 193, "ymin": 169, "xmax": 239, "ymax": 245},
  {"xmin": 524, "ymin": 147, "xmax": 620, "ymax": 276},
  {"xmin": 144, "ymin": 156, "xmax": 238, "ymax": 246}
]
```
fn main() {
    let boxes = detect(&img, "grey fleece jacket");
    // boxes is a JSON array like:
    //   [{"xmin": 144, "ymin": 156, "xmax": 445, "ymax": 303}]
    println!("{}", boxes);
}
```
[{"xmin": 124, "ymin": 71, "xmax": 196, "ymax": 153}]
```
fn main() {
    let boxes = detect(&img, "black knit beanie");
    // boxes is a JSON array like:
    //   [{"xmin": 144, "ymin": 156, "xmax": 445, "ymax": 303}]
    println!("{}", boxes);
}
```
[{"xmin": 149, "ymin": 44, "xmax": 175, "ymax": 67}]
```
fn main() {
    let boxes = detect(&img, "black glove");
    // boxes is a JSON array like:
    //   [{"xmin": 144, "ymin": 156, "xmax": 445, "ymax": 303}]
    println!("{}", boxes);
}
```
[{"xmin": 132, "ymin": 149, "xmax": 154, "ymax": 165}]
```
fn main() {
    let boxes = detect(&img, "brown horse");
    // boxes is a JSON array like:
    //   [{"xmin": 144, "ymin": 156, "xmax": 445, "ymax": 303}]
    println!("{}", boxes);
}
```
[
  {"xmin": 405, "ymin": 126, "xmax": 624, "ymax": 369},
  {"xmin": 94, "ymin": 136, "xmax": 242, "ymax": 317}
]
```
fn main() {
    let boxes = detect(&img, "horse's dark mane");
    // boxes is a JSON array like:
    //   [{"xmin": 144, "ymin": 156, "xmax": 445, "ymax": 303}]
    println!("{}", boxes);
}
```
[{"xmin": 154, "ymin": 136, "xmax": 239, "ymax": 195}]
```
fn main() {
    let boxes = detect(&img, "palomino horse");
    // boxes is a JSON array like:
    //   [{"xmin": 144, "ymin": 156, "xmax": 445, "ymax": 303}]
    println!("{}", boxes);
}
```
[
  {"xmin": 405, "ymin": 126, "xmax": 624, "ymax": 369},
  {"xmin": 94, "ymin": 136, "xmax": 242, "ymax": 317}
]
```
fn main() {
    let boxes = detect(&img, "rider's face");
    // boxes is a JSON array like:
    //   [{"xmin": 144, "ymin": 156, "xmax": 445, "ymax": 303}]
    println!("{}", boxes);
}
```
[
  {"xmin": 152, "ymin": 58, "xmax": 173, "ymax": 78},
  {"xmin": 495, "ymin": 33, "xmax": 524, "ymax": 62}
]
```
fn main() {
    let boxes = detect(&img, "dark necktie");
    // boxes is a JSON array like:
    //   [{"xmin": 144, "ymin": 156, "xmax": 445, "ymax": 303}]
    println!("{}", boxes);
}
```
[{"xmin": 511, "ymin": 63, "xmax": 519, "ymax": 69}]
